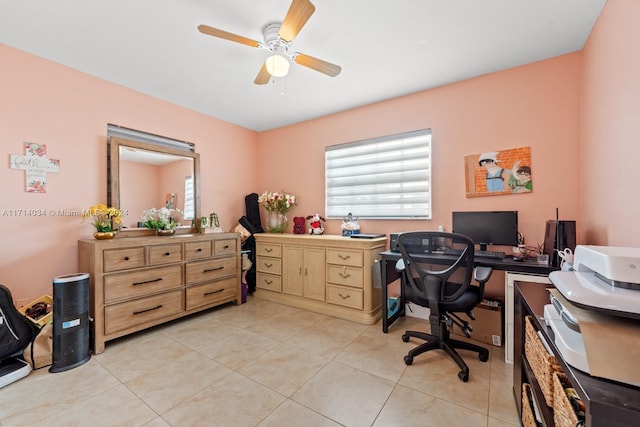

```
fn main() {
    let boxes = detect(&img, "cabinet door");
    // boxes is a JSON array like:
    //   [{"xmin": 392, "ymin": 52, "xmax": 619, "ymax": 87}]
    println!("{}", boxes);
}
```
[
  {"xmin": 304, "ymin": 247, "xmax": 326, "ymax": 301},
  {"xmin": 283, "ymin": 245, "xmax": 303, "ymax": 296}
]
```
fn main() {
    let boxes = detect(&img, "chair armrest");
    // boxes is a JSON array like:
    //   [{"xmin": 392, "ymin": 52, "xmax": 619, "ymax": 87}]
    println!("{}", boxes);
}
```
[
  {"xmin": 473, "ymin": 266, "xmax": 493, "ymax": 284},
  {"xmin": 395, "ymin": 258, "xmax": 406, "ymax": 272}
]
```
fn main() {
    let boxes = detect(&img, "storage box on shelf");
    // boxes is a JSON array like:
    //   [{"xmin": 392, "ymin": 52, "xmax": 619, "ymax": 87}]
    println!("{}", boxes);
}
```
[
  {"xmin": 524, "ymin": 315, "xmax": 562, "ymax": 407},
  {"xmin": 78, "ymin": 233, "xmax": 241, "ymax": 354},
  {"xmin": 553, "ymin": 371, "xmax": 581, "ymax": 427},
  {"xmin": 521, "ymin": 383, "xmax": 538, "ymax": 427}
]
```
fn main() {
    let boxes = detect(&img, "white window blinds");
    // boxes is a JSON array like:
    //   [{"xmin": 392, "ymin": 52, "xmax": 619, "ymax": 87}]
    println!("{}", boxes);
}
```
[{"xmin": 325, "ymin": 129, "xmax": 431, "ymax": 219}]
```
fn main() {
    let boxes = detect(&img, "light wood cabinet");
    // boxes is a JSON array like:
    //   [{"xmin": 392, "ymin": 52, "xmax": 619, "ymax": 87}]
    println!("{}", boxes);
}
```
[
  {"xmin": 283, "ymin": 245, "xmax": 326, "ymax": 301},
  {"xmin": 254, "ymin": 234, "xmax": 387, "ymax": 324},
  {"xmin": 78, "ymin": 232, "xmax": 241, "ymax": 354}
]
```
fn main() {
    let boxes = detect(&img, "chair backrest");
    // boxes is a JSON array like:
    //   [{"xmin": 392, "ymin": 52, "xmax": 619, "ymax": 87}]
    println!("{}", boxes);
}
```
[{"xmin": 397, "ymin": 231, "xmax": 475, "ymax": 303}]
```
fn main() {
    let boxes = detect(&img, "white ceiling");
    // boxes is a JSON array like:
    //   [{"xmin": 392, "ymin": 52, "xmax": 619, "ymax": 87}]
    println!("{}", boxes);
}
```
[{"xmin": 0, "ymin": 0, "xmax": 606, "ymax": 132}]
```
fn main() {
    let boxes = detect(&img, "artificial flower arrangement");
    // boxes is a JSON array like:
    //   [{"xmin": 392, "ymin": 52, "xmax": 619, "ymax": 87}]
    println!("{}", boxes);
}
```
[
  {"xmin": 141, "ymin": 207, "xmax": 181, "ymax": 230},
  {"xmin": 258, "ymin": 191, "xmax": 297, "ymax": 214},
  {"xmin": 83, "ymin": 204, "xmax": 122, "ymax": 232},
  {"xmin": 258, "ymin": 191, "xmax": 297, "ymax": 233}
]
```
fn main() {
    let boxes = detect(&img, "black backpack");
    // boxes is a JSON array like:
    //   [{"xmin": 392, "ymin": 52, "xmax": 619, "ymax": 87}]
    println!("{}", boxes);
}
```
[{"xmin": 0, "ymin": 284, "xmax": 37, "ymax": 361}]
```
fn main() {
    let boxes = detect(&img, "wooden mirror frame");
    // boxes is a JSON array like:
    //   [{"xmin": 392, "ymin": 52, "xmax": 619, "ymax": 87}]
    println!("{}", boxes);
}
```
[{"xmin": 108, "ymin": 137, "xmax": 201, "ymax": 235}]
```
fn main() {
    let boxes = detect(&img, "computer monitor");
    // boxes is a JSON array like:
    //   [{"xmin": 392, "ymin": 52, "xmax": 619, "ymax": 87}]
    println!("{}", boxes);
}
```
[{"xmin": 452, "ymin": 211, "xmax": 519, "ymax": 251}]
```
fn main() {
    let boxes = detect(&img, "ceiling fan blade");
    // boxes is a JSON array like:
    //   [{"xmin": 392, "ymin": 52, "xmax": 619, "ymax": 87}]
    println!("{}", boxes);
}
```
[
  {"xmin": 198, "ymin": 24, "xmax": 261, "ymax": 48},
  {"xmin": 279, "ymin": 0, "xmax": 316, "ymax": 42},
  {"xmin": 293, "ymin": 53, "xmax": 341, "ymax": 77},
  {"xmin": 254, "ymin": 63, "xmax": 271, "ymax": 85}
]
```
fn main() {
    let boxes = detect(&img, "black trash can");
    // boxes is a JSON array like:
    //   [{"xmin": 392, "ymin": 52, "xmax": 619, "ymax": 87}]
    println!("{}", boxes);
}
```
[{"xmin": 49, "ymin": 273, "xmax": 91, "ymax": 373}]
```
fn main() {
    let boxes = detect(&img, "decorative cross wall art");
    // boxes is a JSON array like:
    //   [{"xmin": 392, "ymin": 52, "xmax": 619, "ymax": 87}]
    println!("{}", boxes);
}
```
[{"xmin": 10, "ymin": 142, "xmax": 60, "ymax": 193}]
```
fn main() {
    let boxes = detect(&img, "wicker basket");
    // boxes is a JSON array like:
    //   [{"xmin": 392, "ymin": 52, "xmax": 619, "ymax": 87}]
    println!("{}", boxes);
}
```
[
  {"xmin": 521, "ymin": 383, "xmax": 538, "ymax": 427},
  {"xmin": 553, "ymin": 372, "xmax": 581, "ymax": 427},
  {"xmin": 524, "ymin": 315, "xmax": 562, "ymax": 406}
]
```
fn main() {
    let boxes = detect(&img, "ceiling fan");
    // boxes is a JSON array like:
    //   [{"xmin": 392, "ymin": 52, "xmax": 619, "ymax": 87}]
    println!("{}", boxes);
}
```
[{"xmin": 198, "ymin": 0, "xmax": 341, "ymax": 85}]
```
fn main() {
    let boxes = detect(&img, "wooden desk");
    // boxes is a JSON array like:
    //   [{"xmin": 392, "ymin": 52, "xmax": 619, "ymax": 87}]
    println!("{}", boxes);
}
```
[{"xmin": 514, "ymin": 281, "xmax": 640, "ymax": 426}]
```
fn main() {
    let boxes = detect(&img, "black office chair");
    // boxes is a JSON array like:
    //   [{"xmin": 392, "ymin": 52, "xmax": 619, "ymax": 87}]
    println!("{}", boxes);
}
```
[{"xmin": 396, "ymin": 231, "xmax": 493, "ymax": 382}]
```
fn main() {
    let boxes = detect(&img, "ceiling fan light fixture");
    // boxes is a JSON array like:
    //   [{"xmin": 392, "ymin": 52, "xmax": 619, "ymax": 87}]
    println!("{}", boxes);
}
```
[{"xmin": 265, "ymin": 53, "xmax": 290, "ymax": 77}]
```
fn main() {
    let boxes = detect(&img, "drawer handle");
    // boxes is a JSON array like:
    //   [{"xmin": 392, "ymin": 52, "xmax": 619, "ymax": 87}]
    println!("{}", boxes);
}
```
[
  {"xmin": 339, "ymin": 254, "xmax": 351, "ymax": 260},
  {"xmin": 133, "ymin": 278, "xmax": 162, "ymax": 286},
  {"xmin": 204, "ymin": 289, "xmax": 224, "ymax": 296},
  {"xmin": 265, "ymin": 279, "xmax": 273, "ymax": 285},
  {"xmin": 164, "ymin": 252, "xmax": 171, "ymax": 256},
  {"xmin": 339, "ymin": 266, "xmax": 350, "ymax": 279},
  {"xmin": 204, "ymin": 266, "xmax": 224, "ymax": 273},
  {"xmin": 197, "ymin": 248, "xmax": 203, "ymax": 252},
  {"xmin": 124, "ymin": 256, "xmax": 130, "ymax": 261},
  {"xmin": 223, "ymin": 245, "xmax": 229, "ymax": 249},
  {"xmin": 133, "ymin": 305, "xmax": 163, "ymax": 315},
  {"xmin": 338, "ymin": 293, "xmax": 350, "ymax": 300},
  {"xmin": 265, "ymin": 262, "xmax": 273, "ymax": 268},
  {"xmin": 265, "ymin": 248, "xmax": 273, "ymax": 253}
]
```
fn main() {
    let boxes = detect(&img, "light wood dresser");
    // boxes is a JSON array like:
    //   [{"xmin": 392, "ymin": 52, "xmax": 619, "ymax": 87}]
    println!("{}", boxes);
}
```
[
  {"xmin": 254, "ymin": 234, "xmax": 387, "ymax": 324},
  {"xmin": 78, "ymin": 232, "xmax": 241, "ymax": 353}
]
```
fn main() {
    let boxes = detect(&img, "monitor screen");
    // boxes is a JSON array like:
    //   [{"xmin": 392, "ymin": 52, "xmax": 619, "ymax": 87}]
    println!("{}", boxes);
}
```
[{"xmin": 452, "ymin": 211, "xmax": 519, "ymax": 250}]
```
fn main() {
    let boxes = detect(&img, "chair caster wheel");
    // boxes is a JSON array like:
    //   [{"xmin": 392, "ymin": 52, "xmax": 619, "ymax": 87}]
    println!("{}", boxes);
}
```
[
  {"xmin": 402, "ymin": 334, "xmax": 410, "ymax": 343},
  {"xmin": 404, "ymin": 355, "xmax": 413, "ymax": 365},
  {"xmin": 479, "ymin": 350, "xmax": 489, "ymax": 362},
  {"xmin": 458, "ymin": 371, "xmax": 469, "ymax": 382}
]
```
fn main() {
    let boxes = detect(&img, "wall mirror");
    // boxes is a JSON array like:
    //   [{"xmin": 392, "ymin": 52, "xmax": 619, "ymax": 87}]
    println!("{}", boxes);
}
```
[{"xmin": 107, "ymin": 136, "xmax": 200, "ymax": 232}]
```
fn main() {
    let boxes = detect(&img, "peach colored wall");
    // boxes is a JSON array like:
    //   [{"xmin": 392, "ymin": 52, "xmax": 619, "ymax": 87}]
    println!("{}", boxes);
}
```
[
  {"xmin": 0, "ymin": 44, "xmax": 258, "ymax": 303},
  {"xmin": 257, "ymin": 54, "xmax": 583, "ymax": 251},
  {"xmin": 581, "ymin": 0, "xmax": 640, "ymax": 246}
]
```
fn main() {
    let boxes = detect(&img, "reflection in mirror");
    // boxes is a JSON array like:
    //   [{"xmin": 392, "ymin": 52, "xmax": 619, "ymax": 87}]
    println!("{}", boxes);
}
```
[{"xmin": 108, "ymin": 137, "xmax": 200, "ymax": 232}]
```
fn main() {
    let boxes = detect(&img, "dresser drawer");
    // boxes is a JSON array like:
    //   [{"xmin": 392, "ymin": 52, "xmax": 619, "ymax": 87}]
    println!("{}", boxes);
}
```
[
  {"xmin": 104, "ymin": 247, "xmax": 146, "ymax": 272},
  {"xmin": 186, "ymin": 256, "xmax": 237, "ymax": 285},
  {"xmin": 256, "ymin": 242, "xmax": 282, "ymax": 258},
  {"xmin": 185, "ymin": 241, "xmax": 212, "ymax": 260},
  {"xmin": 256, "ymin": 256, "xmax": 282, "ymax": 275},
  {"xmin": 186, "ymin": 276, "xmax": 238, "ymax": 310},
  {"xmin": 104, "ymin": 290, "xmax": 182, "ymax": 335},
  {"xmin": 214, "ymin": 239, "xmax": 237, "ymax": 256},
  {"xmin": 327, "ymin": 248, "xmax": 363, "ymax": 267},
  {"xmin": 327, "ymin": 265, "xmax": 364, "ymax": 288},
  {"xmin": 104, "ymin": 265, "xmax": 183, "ymax": 303},
  {"xmin": 256, "ymin": 273, "xmax": 282, "ymax": 292},
  {"xmin": 149, "ymin": 243, "xmax": 183, "ymax": 265},
  {"xmin": 326, "ymin": 284, "xmax": 363, "ymax": 310}
]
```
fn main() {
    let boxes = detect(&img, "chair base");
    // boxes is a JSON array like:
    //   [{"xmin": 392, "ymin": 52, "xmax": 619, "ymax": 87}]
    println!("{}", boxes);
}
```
[{"xmin": 402, "ymin": 330, "xmax": 489, "ymax": 382}]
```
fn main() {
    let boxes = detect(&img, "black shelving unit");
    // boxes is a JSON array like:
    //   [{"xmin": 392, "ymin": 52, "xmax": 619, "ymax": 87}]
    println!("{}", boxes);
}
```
[{"xmin": 513, "ymin": 281, "xmax": 640, "ymax": 426}]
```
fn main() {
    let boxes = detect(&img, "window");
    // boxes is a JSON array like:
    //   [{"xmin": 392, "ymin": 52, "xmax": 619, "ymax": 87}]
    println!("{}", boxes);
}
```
[{"xmin": 325, "ymin": 129, "xmax": 431, "ymax": 219}]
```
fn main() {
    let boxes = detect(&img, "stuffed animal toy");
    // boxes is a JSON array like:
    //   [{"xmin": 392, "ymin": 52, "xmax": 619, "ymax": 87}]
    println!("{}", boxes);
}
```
[
  {"xmin": 292, "ymin": 216, "xmax": 306, "ymax": 234},
  {"xmin": 306, "ymin": 214, "xmax": 325, "ymax": 235}
]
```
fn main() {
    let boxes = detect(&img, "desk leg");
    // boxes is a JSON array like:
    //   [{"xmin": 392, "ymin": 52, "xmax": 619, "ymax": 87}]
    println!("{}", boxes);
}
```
[
  {"xmin": 381, "ymin": 258, "xmax": 404, "ymax": 333},
  {"xmin": 381, "ymin": 259, "xmax": 389, "ymax": 333}
]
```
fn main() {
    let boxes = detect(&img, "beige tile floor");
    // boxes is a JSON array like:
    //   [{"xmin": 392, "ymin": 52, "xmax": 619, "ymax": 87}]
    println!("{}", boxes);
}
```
[{"xmin": 0, "ymin": 297, "xmax": 520, "ymax": 427}]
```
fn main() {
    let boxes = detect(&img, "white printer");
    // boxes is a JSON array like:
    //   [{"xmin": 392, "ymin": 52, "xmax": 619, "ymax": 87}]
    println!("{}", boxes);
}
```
[
  {"xmin": 546, "ymin": 245, "xmax": 640, "ymax": 377},
  {"xmin": 550, "ymin": 245, "xmax": 640, "ymax": 318}
]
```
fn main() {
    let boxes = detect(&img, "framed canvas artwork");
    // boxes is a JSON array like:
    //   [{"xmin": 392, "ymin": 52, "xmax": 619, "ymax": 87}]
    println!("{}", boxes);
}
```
[{"xmin": 465, "ymin": 146, "xmax": 532, "ymax": 197}]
